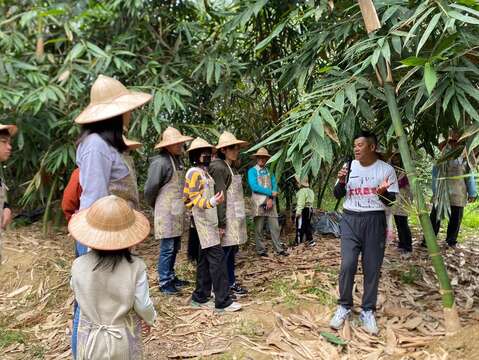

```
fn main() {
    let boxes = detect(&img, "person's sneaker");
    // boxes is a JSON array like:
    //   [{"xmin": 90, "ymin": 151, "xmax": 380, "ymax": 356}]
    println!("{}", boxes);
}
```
[
  {"xmin": 329, "ymin": 306, "xmax": 351, "ymax": 330},
  {"xmin": 216, "ymin": 302, "xmax": 242, "ymax": 313},
  {"xmin": 307, "ymin": 240, "xmax": 316, "ymax": 247},
  {"xmin": 278, "ymin": 251, "xmax": 289, "ymax": 257},
  {"xmin": 191, "ymin": 299, "xmax": 214, "ymax": 309},
  {"xmin": 359, "ymin": 310, "xmax": 379, "ymax": 335},
  {"xmin": 227, "ymin": 289, "xmax": 237, "ymax": 300},
  {"xmin": 230, "ymin": 283, "xmax": 248, "ymax": 297},
  {"xmin": 173, "ymin": 277, "xmax": 190, "ymax": 288},
  {"xmin": 160, "ymin": 283, "xmax": 179, "ymax": 295}
]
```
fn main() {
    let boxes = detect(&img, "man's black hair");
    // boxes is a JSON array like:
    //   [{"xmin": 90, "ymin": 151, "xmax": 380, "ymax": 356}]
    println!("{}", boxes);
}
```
[
  {"xmin": 354, "ymin": 130, "xmax": 378, "ymax": 146},
  {"xmin": 0, "ymin": 129, "xmax": 11, "ymax": 137}
]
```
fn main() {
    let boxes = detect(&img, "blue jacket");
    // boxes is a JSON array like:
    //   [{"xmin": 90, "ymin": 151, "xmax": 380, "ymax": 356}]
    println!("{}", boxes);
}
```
[{"xmin": 247, "ymin": 166, "xmax": 278, "ymax": 197}]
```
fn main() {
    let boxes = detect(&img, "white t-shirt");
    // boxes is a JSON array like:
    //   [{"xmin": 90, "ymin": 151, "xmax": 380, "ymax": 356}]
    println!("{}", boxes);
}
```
[{"xmin": 342, "ymin": 159, "xmax": 399, "ymax": 212}]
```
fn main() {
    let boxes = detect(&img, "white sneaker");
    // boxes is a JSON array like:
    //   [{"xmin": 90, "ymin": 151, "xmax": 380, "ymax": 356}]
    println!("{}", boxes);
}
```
[
  {"xmin": 217, "ymin": 301, "xmax": 242, "ymax": 313},
  {"xmin": 359, "ymin": 310, "xmax": 379, "ymax": 335},
  {"xmin": 329, "ymin": 305, "xmax": 351, "ymax": 330}
]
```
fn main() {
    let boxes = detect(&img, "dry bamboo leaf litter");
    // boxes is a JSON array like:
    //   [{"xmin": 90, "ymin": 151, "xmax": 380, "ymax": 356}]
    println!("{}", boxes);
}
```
[{"xmin": 1, "ymin": 223, "xmax": 479, "ymax": 358}]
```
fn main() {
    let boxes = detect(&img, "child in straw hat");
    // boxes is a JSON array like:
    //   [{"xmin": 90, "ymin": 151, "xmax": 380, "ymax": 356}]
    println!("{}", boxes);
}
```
[
  {"xmin": 69, "ymin": 195, "xmax": 156, "ymax": 360},
  {"xmin": 294, "ymin": 175, "xmax": 315, "ymax": 246},
  {"xmin": 0, "ymin": 123, "xmax": 17, "ymax": 265},
  {"xmin": 74, "ymin": 74, "xmax": 151, "ymax": 257},
  {"xmin": 144, "ymin": 127, "xmax": 193, "ymax": 295},
  {"xmin": 184, "ymin": 138, "xmax": 241, "ymax": 312}
]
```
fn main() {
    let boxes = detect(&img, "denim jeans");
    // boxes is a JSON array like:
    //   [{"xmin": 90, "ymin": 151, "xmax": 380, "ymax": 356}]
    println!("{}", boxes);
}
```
[
  {"xmin": 71, "ymin": 304, "xmax": 80, "ymax": 358},
  {"xmin": 158, "ymin": 237, "xmax": 181, "ymax": 287},
  {"xmin": 223, "ymin": 245, "xmax": 238, "ymax": 287},
  {"xmin": 75, "ymin": 241, "xmax": 88, "ymax": 257}
]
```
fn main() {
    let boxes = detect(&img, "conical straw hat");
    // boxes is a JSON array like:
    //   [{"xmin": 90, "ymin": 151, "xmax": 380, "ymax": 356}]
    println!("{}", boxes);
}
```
[
  {"xmin": 187, "ymin": 138, "xmax": 214, "ymax": 152},
  {"xmin": 154, "ymin": 127, "xmax": 193, "ymax": 149},
  {"xmin": 74, "ymin": 75, "xmax": 152, "ymax": 124},
  {"xmin": 251, "ymin": 147, "xmax": 271, "ymax": 158},
  {"xmin": 0, "ymin": 124, "xmax": 18, "ymax": 136},
  {"xmin": 123, "ymin": 136, "xmax": 142, "ymax": 150},
  {"xmin": 68, "ymin": 195, "xmax": 150, "ymax": 251},
  {"xmin": 216, "ymin": 131, "xmax": 248, "ymax": 149}
]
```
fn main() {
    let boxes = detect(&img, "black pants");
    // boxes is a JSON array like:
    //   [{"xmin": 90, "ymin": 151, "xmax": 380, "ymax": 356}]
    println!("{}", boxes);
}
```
[
  {"xmin": 223, "ymin": 245, "xmax": 238, "ymax": 287},
  {"xmin": 339, "ymin": 210, "xmax": 386, "ymax": 311},
  {"xmin": 192, "ymin": 239, "xmax": 233, "ymax": 309},
  {"xmin": 429, "ymin": 205, "xmax": 464, "ymax": 246},
  {"xmin": 295, "ymin": 207, "xmax": 313, "ymax": 244},
  {"xmin": 394, "ymin": 215, "xmax": 412, "ymax": 252}
]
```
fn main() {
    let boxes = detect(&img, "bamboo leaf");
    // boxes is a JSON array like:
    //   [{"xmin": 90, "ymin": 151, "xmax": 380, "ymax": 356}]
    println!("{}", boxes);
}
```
[
  {"xmin": 448, "ymin": 10, "xmax": 479, "ymax": 24},
  {"xmin": 311, "ymin": 110, "xmax": 324, "ymax": 138},
  {"xmin": 345, "ymin": 84, "xmax": 357, "ymax": 107},
  {"xmin": 320, "ymin": 332, "xmax": 347, "ymax": 346},
  {"xmin": 254, "ymin": 22, "xmax": 286, "ymax": 52},
  {"xmin": 401, "ymin": 56, "xmax": 428, "ymax": 66},
  {"xmin": 319, "ymin": 107, "xmax": 337, "ymax": 129},
  {"xmin": 391, "ymin": 36, "xmax": 402, "ymax": 55},
  {"xmin": 404, "ymin": 7, "xmax": 435, "ymax": 48},
  {"xmin": 417, "ymin": 13, "xmax": 441, "ymax": 55},
  {"xmin": 424, "ymin": 63, "xmax": 438, "ymax": 95}
]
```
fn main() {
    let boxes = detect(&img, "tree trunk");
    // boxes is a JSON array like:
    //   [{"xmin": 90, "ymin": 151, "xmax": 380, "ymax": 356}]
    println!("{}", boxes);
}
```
[{"xmin": 383, "ymin": 83, "xmax": 460, "ymax": 333}]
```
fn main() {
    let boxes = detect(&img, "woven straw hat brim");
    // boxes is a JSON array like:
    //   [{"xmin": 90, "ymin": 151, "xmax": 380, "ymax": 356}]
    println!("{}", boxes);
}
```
[
  {"xmin": 187, "ymin": 144, "xmax": 214, "ymax": 152},
  {"xmin": 251, "ymin": 152, "xmax": 271, "ymax": 159},
  {"xmin": 123, "ymin": 137, "xmax": 143, "ymax": 150},
  {"xmin": 0, "ymin": 124, "xmax": 18, "ymax": 136},
  {"xmin": 216, "ymin": 139, "xmax": 249, "ymax": 150},
  {"xmin": 68, "ymin": 208, "xmax": 150, "ymax": 251},
  {"xmin": 154, "ymin": 135, "xmax": 194, "ymax": 149},
  {"xmin": 75, "ymin": 92, "xmax": 152, "ymax": 124}
]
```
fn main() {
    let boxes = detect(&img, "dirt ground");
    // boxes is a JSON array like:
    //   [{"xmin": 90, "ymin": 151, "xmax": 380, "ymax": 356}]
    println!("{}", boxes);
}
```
[{"xmin": 1, "ymin": 222, "xmax": 478, "ymax": 359}]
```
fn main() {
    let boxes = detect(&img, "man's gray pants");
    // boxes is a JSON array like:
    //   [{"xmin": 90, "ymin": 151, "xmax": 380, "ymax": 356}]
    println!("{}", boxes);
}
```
[
  {"xmin": 339, "ymin": 210, "xmax": 386, "ymax": 311},
  {"xmin": 254, "ymin": 216, "xmax": 282, "ymax": 254}
]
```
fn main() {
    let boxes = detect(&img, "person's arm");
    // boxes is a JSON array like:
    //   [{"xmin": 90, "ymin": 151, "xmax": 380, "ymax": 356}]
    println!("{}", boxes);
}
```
[
  {"xmin": 465, "ymin": 173, "xmax": 477, "ymax": 199},
  {"xmin": 431, "ymin": 165, "xmax": 439, "ymax": 195},
  {"xmin": 134, "ymin": 267, "xmax": 157, "ymax": 326},
  {"xmin": 184, "ymin": 169, "xmax": 215, "ymax": 209},
  {"xmin": 209, "ymin": 161, "xmax": 229, "ymax": 229},
  {"xmin": 296, "ymin": 189, "xmax": 306, "ymax": 216},
  {"xmin": 271, "ymin": 173, "xmax": 278, "ymax": 194},
  {"xmin": 333, "ymin": 181, "xmax": 347, "ymax": 199},
  {"xmin": 62, "ymin": 168, "xmax": 81, "ymax": 222},
  {"xmin": 378, "ymin": 166, "xmax": 399, "ymax": 207},
  {"xmin": 247, "ymin": 167, "xmax": 273, "ymax": 196},
  {"xmin": 144, "ymin": 156, "xmax": 171, "ymax": 208}
]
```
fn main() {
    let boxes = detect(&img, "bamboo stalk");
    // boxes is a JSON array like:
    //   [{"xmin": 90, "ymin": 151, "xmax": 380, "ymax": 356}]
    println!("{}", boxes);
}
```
[
  {"xmin": 383, "ymin": 83, "xmax": 460, "ymax": 332},
  {"xmin": 42, "ymin": 177, "xmax": 58, "ymax": 237}
]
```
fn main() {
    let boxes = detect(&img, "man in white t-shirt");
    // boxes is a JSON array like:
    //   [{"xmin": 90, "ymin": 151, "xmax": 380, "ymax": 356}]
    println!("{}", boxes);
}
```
[{"xmin": 330, "ymin": 131, "xmax": 398, "ymax": 335}]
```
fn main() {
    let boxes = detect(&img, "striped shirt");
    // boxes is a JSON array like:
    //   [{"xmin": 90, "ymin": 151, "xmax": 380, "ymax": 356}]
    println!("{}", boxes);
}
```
[{"xmin": 183, "ymin": 168, "xmax": 213, "ymax": 209}]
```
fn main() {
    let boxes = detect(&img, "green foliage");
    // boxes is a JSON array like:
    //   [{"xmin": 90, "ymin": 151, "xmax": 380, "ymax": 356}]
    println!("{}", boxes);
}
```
[
  {"xmin": 1, "ymin": 0, "xmax": 479, "ymax": 215},
  {"xmin": 401, "ymin": 265, "xmax": 422, "ymax": 285},
  {"xmin": 0, "ymin": 328, "xmax": 25, "ymax": 349}
]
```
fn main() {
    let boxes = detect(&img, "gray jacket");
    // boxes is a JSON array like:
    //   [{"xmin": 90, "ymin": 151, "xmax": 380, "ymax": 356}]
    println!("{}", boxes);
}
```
[{"xmin": 144, "ymin": 151, "xmax": 183, "ymax": 207}]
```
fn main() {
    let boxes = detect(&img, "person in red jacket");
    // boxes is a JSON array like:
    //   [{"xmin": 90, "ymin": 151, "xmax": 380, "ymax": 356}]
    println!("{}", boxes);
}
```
[{"xmin": 62, "ymin": 168, "xmax": 82, "ymax": 223}]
